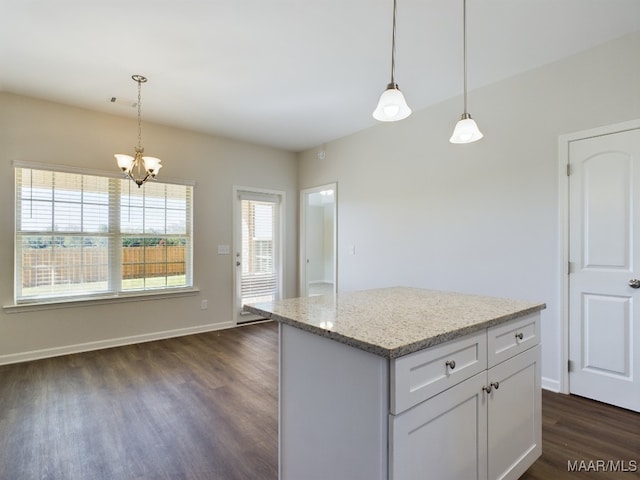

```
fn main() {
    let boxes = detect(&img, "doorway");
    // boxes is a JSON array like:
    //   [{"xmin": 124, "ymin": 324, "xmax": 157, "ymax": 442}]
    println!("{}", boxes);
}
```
[
  {"xmin": 233, "ymin": 187, "xmax": 284, "ymax": 324},
  {"xmin": 560, "ymin": 120, "xmax": 640, "ymax": 412},
  {"xmin": 300, "ymin": 183, "xmax": 337, "ymax": 297}
]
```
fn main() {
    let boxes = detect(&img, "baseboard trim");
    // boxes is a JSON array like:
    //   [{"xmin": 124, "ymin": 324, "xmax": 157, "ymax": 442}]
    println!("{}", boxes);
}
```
[
  {"xmin": 0, "ymin": 321, "xmax": 236, "ymax": 366},
  {"xmin": 542, "ymin": 376, "xmax": 561, "ymax": 393}
]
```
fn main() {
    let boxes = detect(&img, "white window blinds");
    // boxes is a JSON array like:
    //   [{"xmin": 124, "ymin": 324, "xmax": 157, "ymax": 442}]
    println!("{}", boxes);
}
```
[
  {"xmin": 15, "ymin": 166, "xmax": 193, "ymax": 303},
  {"xmin": 239, "ymin": 192, "xmax": 279, "ymax": 305},
  {"xmin": 119, "ymin": 179, "xmax": 192, "ymax": 291}
]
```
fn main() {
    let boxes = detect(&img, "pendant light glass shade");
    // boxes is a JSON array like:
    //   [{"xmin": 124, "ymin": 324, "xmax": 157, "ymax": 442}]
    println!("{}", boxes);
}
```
[
  {"xmin": 450, "ymin": 0, "xmax": 483, "ymax": 144},
  {"xmin": 141, "ymin": 156, "xmax": 162, "ymax": 174},
  {"xmin": 449, "ymin": 113, "xmax": 483, "ymax": 143},
  {"xmin": 373, "ymin": 83, "xmax": 412, "ymax": 121},
  {"xmin": 115, "ymin": 153, "xmax": 135, "ymax": 171},
  {"xmin": 373, "ymin": 0, "xmax": 411, "ymax": 122}
]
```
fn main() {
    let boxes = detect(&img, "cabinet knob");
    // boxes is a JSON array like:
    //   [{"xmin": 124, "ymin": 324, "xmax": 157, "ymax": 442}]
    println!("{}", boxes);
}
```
[
  {"xmin": 483, "ymin": 382, "xmax": 499, "ymax": 394},
  {"xmin": 445, "ymin": 360, "xmax": 456, "ymax": 370},
  {"xmin": 515, "ymin": 332, "xmax": 524, "ymax": 341}
]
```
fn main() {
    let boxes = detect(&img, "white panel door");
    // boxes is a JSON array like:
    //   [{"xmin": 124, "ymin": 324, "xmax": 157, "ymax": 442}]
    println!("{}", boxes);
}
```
[
  {"xmin": 569, "ymin": 128, "xmax": 640, "ymax": 412},
  {"xmin": 234, "ymin": 189, "xmax": 283, "ymax": 323}
]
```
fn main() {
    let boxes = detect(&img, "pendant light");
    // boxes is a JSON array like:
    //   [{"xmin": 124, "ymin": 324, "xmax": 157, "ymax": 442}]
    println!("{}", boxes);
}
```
[
  {"xmin": 450, "ymin": 0, "xmax": 483, "ymax": 144},
  {"xmin": 115, "ymin": 75, "xmax": 163, "ymax": 187},
  {"xmin": 373, "ymin": 0, "xmax": 411, "ymax": 122}
]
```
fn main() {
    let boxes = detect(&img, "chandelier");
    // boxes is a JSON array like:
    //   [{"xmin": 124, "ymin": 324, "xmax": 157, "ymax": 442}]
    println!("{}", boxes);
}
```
[{"xmin": 114, "ymin": 75, "xmax": 162, "ymax": 187}]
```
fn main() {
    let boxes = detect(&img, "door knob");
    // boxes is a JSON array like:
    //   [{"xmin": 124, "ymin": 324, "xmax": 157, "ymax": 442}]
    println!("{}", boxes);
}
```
[{"xmin": 629, "ymin": 279, "xmax": 640, "ymax": 289}]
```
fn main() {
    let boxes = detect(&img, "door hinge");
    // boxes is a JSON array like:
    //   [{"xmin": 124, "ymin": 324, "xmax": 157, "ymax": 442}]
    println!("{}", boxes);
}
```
[
  {"xmin": 568, "ymin": 360, "xmax": 575, "ymax": 372},
  {"xmin": 566, "ymin": 164, "xmax": 572, "ymax": 176}
]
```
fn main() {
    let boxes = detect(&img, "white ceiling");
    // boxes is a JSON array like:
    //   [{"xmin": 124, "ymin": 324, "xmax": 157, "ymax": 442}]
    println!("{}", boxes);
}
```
[{"xmin": 1, "ymin": 0, "xmax": 639, "ymax": 152}]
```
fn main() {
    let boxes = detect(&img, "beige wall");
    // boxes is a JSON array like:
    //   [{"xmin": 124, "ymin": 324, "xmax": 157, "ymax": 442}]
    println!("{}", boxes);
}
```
[
  {"xmin": 298, "ymin": 31, "xmax": 640, "ymax": 390},
  {"xmin": 0, "ymin": 92, "xmax": 298, "ymax": 363}
]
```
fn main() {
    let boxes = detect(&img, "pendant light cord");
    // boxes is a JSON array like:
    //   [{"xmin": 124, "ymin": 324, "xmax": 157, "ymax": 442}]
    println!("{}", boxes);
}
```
[
  {"xmin": 390, "ymin": 0, "xmax": 398, "ymax": 85},
  {"xmin": 462, "ymin": 0, "xmax": 468, "ymax": 113}
]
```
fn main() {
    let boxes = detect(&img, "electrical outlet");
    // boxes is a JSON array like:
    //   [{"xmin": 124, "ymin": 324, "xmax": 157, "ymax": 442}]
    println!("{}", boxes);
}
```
[{"xmin": 201, "ymin": 299, "xmax": 208, "ymax": 310}]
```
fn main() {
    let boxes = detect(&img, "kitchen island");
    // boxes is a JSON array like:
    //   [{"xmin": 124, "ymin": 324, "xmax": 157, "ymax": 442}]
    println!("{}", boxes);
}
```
[{"xmin": 244, "ymin": 287, "xmax": 546, "ymax": 480}]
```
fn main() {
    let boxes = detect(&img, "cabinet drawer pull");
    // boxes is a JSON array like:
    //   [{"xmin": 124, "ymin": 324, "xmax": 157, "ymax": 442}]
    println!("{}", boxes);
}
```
[
  {"xmin": 515, "ymin": 332, "xmax": 524, "ymax": 341},
  {"xmin": 445, "ymin": 360, "xmax": 456, "ymax": 370}
]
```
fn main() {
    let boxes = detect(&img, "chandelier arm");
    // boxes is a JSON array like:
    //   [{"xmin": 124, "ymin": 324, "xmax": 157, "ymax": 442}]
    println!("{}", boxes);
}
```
[{"xmin": 135, "ymin": 152, "xmax": 143, "ymax": 185}]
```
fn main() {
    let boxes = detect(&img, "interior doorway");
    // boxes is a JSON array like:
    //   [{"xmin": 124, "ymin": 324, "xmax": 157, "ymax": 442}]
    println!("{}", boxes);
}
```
[{"xmin": 300, "ymin": 183, "xmax": 337, "ymax": 297}]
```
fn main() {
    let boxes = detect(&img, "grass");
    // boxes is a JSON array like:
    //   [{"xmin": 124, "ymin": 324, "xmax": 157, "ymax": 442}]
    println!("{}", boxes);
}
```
[{"xmin": 21, "ymin": 275, "xmax": 188, "ymax": 299}]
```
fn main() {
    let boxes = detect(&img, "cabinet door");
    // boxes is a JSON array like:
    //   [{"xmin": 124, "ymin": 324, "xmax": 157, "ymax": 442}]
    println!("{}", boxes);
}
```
[
  {"xmin": 390, "ymin": 372, "xmax": 488, "ymax": 480},
  {"xmin": 487, "ymin": 345, "xmax": 541, "ymax": 480}
]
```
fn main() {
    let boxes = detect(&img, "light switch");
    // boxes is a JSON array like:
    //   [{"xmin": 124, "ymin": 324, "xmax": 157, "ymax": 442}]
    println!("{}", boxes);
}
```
[{"xmin": 217, "ymin": 245, "xmax": 230, "ymax": 255}]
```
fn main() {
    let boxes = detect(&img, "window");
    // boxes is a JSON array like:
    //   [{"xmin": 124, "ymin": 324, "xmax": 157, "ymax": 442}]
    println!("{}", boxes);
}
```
[{"xmin": 15, "ymin": 165, "xmax": 193, "ymax": 303}]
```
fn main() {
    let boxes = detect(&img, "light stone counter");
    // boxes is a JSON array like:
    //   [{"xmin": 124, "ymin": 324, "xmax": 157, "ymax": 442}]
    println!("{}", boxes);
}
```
[{"xmin": 244, "ymin": 286, "xmax": 545, "ymax": 359}]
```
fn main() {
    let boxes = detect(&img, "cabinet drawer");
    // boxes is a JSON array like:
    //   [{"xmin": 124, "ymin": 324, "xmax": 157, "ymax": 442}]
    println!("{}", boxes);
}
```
[
  {"xmin": 390, "ymin": 330, "xmax": 487, "ymax": 414},
  {"xmin": 487, "ymin": 313, "xmax": 540, "ymax": 368}
]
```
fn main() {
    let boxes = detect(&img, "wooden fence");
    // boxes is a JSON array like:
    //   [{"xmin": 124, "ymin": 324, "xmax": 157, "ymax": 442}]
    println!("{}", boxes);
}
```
[{"xmin": 21, "ymin": 246, "xmax": 186, "ymax": 287}]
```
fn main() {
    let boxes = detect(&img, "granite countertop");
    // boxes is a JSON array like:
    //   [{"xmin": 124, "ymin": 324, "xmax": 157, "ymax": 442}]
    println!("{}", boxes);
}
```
[{"xmin": 244, "ymin": 287, "xmax": 546, "ymax": 359}]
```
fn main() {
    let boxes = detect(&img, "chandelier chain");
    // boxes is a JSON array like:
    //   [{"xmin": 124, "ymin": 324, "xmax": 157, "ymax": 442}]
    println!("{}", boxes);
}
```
[{"xmin": 137, "ymin": 78, "xmax": 142, "ymax": 150}]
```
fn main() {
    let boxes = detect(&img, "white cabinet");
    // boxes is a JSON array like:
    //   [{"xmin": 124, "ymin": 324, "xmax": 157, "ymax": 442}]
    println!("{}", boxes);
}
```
[
  {"xmin": 487, "ymin": 314, "xmax": 540, "ymax": 368},
  {"xmin": 278, "ymin": 313, "xmax": 541, "ymax": 480},
  {"xmin": 389, "ymin": 315, "xmax": 541, "ymax": 480},
  {"xmin": 390, "ymin": 331, "xmax": 487, "ymax": 414},
  {"xmin": 487, "ymin": 345, "xmax": 541, "ymax": 480},
  {"xmin": 390, "ymin": 371, "xmax": 489, "ymax": 480}
]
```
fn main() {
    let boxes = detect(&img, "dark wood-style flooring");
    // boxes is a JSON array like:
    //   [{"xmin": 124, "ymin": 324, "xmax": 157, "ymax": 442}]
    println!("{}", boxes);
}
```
[
  {"xmin": 0, "ymin": 321, "xmax": 638, "ymax": 479},
  {"xmin": 0, "ymin": 322, "xmax": 278, "ymax": 480}
]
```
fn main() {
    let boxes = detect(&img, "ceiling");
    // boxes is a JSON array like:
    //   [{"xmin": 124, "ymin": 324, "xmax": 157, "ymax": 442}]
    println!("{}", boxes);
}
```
[{"xmin": 1, "ymin": 1, "xmax": 639, "ymax": 152}]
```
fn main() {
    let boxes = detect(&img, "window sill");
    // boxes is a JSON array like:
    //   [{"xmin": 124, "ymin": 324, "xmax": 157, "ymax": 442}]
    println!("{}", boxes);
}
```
[{"xmin": 3, "ymin": 288, "xmax": 201, "ymax": 314}]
